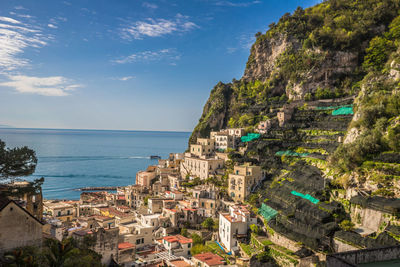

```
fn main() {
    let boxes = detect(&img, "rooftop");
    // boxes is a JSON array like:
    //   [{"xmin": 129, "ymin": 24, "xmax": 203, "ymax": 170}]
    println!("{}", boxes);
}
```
[
  {"xmin": 163, "ymin": 235, "xmax": 192, "ymax": 244},
  {"xmin": 194, "ymin": 252, "xmax": 224, "ymax": 266},
  {"xmin": 44, "ymin": 201, "xmax": 73, "ymax": 209},
  {"xmin": 118, "ymin": 242, "xmax": 135, "ymax": 250},
  {"xmin": 168, "ymin": 259, "xmax": 191, "ymax": 267}
]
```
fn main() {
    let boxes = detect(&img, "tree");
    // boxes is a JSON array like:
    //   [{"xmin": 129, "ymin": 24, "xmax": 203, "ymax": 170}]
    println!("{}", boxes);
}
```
[
  {"xmin": 143, "ymin": 196, "xmax": 149, "ymax": 206},
  {"xmin": 190, "ymin": 244, "xmax": 210, "ymax": 256},
  {"xmin": 43, "ymin": 238, "xmax": 102, "ymax": 267},
  {"xmin": 191, "ymin": 233, "xmax": 203, "ymax": 246},
  {"xmin": 0, "ymin": 139, "xmax": 37, "ymax": 182},
  {"xmin": 201, "ymin": 218, "xmax": 215, "ymax": 231},
  {"xmin": 257, "ymin": 251, "xmax": 273, "ymax": 263},
  {"xmin": 363, "ymin": 36, "xmax": 394, "ymax": 71},
  {"xmin": 181, "ymin": 228, "xmax": 189, "ymax": 237},
  {"xmin": 250, "ymin": 224, "xmax": 259, "ymax": 235},
  {"xmin": 339, "ymin": 220, "xmax": 355, "ymax": 231}
]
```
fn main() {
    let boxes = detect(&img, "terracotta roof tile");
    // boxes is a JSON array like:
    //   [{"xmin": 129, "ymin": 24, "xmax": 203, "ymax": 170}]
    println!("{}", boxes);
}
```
[{"xmin": 194, "ymin": 252, "xmax": 224, "ymax": 266}]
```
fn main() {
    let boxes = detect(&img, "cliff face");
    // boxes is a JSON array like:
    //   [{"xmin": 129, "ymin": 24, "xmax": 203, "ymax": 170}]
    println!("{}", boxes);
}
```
[
  {"xmin": 190, "ymin": 0, "xmax": 400, "ymax": 143},
  {"xmin": 190, "ymin": 0, "xmax": 400, "ymax": 197}
]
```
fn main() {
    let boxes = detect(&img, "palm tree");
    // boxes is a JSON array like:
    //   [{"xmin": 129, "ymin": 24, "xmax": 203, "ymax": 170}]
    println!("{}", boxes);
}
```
[{"xmin": 43, "ymin": 238, "xmax": 78, "ymax": 267}]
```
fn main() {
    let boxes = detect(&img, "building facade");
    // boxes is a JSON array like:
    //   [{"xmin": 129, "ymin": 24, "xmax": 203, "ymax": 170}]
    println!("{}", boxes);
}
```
[
  {"xmin": 228, "ymin": 164, "xmax": 263, "ymax": 202},
  {"xmin": 219, "ymin": 205, "xmax": 256, "ymax": 252},
  {"xmin": 180, "ymin": 155, "xmax": 224, "ymax": 180},
  {"xmin": 0, "ymin": 198, "xmax": 43, "ymax": 255}
]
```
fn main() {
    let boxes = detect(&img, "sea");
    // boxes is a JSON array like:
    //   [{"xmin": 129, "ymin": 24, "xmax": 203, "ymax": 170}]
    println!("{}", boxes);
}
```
[{"xmin": 0, "ymin": 128, "xmax": 190, "ymax": 200}]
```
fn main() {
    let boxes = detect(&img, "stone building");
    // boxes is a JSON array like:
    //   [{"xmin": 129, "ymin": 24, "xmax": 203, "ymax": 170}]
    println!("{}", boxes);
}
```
[
  {"xmin": 228, "ymin": 164, "xmax": 263, "ymax": 202},
  {"xmin": 44, "ymin": 200, "xmax": 76, "ymax": 222},
  {"xmin": 277, "ymin": 107, "xmax": 293, "ymax": 127},
  {"xmin": 190, "ymin": 138, "xmax": 215, "ymax": 157},
  {"xmin": 219, "ymin": 205, "xmax": 256, "ymax": 252},
  {"xmin": 73, "ymin": 227, "xmax": 119, "ymax": 266},
  {"xmin": 192, "ymin": 252, "xmax": 225, "ymax": 267},
  {"xmin": 118, "ymin": 242, "xmax": 136, "ymax": 265},
  {"xmin": 180, "ymin": 154, "xmax": 224, "ymax": 180},
  {"xmin": 210, "ymin": 130, "xmax": 236, "ymax": 151},
  {"xmin": 161, "ymin": 234, "xmax": 193, "ymax": 258},
  {"xmin": 136, "ymin": 168, "xmax": 157, "ymax": 188},
  {"xmin": 256, "ymin": 119, "xmax": 273, "ymax": 134},
  {"xmin": 227, "ymin": 128, "xmax": 245, "ymax": 137},
  {"xmin": 122, "ymin": 185, "xmax": 149, "ymax": 208},
  {"xmin": 0, "ymin": 197, "xmax": 43, "ymax": 254},
  {"xmin": 1, "ymin": 181, "xmax": 43, "ymax": 221}
]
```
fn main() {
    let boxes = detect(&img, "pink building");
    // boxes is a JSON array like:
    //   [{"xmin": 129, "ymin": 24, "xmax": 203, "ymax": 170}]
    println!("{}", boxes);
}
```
[{"xmin": 136, "ymin": 170, "xmax": 157, "ymax": 188}]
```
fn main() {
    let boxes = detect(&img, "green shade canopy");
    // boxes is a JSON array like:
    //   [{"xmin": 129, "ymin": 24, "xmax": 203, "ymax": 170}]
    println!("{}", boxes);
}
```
[
  {"xmin": 241, "ymin": 133, "xmax": 261, "ymax": 142},
  {"xmin": 291, "ymin": 190, "xmax": 319, "ymax": 204},
  {"xmin": 259, "ymin": 203, "xmax": 278, "ymax": 221}
]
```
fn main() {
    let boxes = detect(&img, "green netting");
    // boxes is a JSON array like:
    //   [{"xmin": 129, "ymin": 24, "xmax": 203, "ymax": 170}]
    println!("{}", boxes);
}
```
[
  {"xmin": 259, "ymin": 203, "xmax": 278, "ymax": 221},
  {"xmin": 315, "ymin": 104, "xmax": 353, "ymax": 110},
  {"xmin": 241, "ymin": 133, "xmax": 261, "ymax": 142},
  {"xmin": 275, "ymin": 150, "xmax": 309, "ymax": 157},
  {"xmin": 291, "ymin": 190, "xmax": 319, "ymax": 204},
  {"xmin": 332, "ymin": 106, "xmax": 354, "ymax": 116}
]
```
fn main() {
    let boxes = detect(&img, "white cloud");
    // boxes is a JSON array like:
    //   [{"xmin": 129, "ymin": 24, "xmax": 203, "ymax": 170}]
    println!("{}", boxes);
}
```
[
  {"xmin": 0, "ymin": 16, "xmax": 21, "ymax": 24},
  {"xmin": 215, "ymin": 1, "xmax": 261, "ymax": 7},
  {"xmin": 119, "ymin": 76, "xmax": 134, "ymax": 81},
  {"xmin": 120, "ymin": 14, "xmax": 198, "ymax": 40},
  {"xmin": 142, "ymin": 2, "xmax": 158, "ymax": 9},
  {"xmin": 0, "ymin": 75, "xmax": 82, "ymax": 96},
  {"xmin": 112, "ymin": 49, "xmax": 180, "ymax": 64},
  {"xmin": 14, "ymin": 6, "xmax": 27, "ymax": 10},
  {"xmin": 0, "ymin": 16, "xmax": 50, "ymax": 71},
  {"xmin": 226, "ymin": 33, "xmax": 256, "ymax": 53},
  {"xmin": 48, "ymin": 23, "xmax": 58, "ymax": 29}
]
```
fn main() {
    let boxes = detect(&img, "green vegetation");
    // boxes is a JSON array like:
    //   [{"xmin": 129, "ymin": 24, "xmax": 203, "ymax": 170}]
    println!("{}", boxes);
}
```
[
  {"xmin": 180, "ymin": 228, "xmax": 189, "ymax": 237},
  {"xmin": 0, "ymin": 139, "xmax": 37, "ymax": 182},
  {"xmin": 339, "ymin": 220, "xmax": 355, "ymax": 231},
  {"xmin": 1, "ymin": 238, "xmax": 102, "ymax": 267},
  {"xmin": 201, "ymin": 217, "xmax": 216, "ymax": 231}
]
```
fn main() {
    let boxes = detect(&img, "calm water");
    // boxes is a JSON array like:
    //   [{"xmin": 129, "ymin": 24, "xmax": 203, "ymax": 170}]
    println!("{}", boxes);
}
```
[{"xmin": 0, "ymin": 128, "xmax": 190, "ymax": 200}]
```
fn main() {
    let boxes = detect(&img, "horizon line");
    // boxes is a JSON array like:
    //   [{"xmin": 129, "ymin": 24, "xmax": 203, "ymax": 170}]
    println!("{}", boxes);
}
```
[{"xmin": 0, "ymin": 126, "xmax": 192, "ymax": 134}]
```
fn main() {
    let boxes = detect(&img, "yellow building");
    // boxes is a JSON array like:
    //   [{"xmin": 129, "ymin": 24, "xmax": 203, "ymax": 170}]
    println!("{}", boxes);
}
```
[
  {"xmin": 180, "ymin": 154, "xmax": 224, "ymax": 180},
  {"xmin": 43, "ymin": 201, "xmax": 75, "ymax": 222},
  {"xmin": 190, "ymin": 138, "xmax": 215, "ymax": 157},
  {"xmin": 228, "ymin": 164, "xmax": 263, "ymax": 202}
]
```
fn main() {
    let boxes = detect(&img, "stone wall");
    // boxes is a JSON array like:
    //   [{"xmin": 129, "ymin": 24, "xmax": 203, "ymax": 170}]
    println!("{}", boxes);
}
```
[
  {"xmin": 333, "ymin": 238, "xmax": 363, "ymax": 253},
  {"xmin": 91, "ymin": 227, "xmax": 119, "ymax": 265},
  {"xmin": 350, "ymin": 205, "xmax": 386, "ymax": 232},
  {"xmin": 0, "ymin": 201, "xmax": 42, "ymax": 254},
  {"xmin": 326, "ymin": 245, "xmax": 400, "ymax": 267},
  {"xmin": 268, "ymin": 231, "xmax": 301, "ymax": 252}
]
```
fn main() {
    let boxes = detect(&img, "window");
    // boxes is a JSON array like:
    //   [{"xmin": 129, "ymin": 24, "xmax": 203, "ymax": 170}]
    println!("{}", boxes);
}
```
[
  {"xmin": 141, "ymin": 238, "xmax": 144, "ymax": 243},
  {"xmin": 211, "ymin": 203, "xmax": 213, "ymax": 208},
  {"xmin": 58, "ymin": 211, "xmax": 61, "ymax": 216},
  {"xmin": 188, "ymin": 243, "xmax": 191, "ymax": 248}
]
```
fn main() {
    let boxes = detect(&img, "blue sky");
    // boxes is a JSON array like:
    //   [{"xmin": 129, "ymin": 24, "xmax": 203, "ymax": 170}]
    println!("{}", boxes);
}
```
[{"xmin": 0, "ymin": 0, "xmax": 319, "ymax": 131}]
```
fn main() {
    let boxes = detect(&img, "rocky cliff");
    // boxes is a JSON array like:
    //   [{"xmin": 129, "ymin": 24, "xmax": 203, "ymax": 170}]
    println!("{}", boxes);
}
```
[{"xmin": 191, "ymin": 0, "xmax": 400, "ymax": 195}]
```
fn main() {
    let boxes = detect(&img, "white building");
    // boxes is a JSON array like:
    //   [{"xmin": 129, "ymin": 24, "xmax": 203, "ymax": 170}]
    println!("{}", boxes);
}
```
[
  {"xmin": 180, "ymin": 154, "xmax": 224, "ymax": 180},
  {"xmin": 227, "ymin": 128, "xmax": 245, "ymax": 137},
  {"xmin": 119, "ymin": 222, "xmax": 153, "ymax": 249},
  {"xmin": 161, "ymin": 234, "xmax": 193, "ymax": 258},
  {"xmin": 219, "ymin": 205, "xmax": 257, "ymax": 252},
  {"xmin": 165, "ymin": 190, "xmax": 184, "ymax": 200},
  {"xmin": 210, "ymin": 131, "xmax": 236, "ymax": 151}
]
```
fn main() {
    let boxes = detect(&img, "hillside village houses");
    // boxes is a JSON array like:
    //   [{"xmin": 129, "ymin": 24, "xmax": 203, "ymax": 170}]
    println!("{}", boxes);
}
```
[
  {"xmin": 219, "ymin": 205, "xmax": 257, "ymax": 252},
  {"xmin": 3, "ymin": 125, "xmax": 384, "ymax": 266},
  {"xmin": 228, "ymin": 164, "xmax": 264, "ymax": 203}
]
